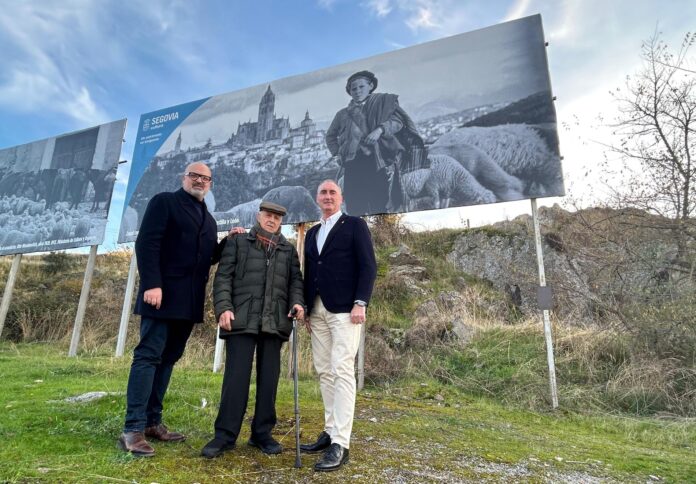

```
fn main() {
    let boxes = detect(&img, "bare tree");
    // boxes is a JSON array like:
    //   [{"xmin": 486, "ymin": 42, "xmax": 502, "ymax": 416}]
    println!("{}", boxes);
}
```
[{"xmin": 603, "ymin": 31, "xmax": 696, "ymax": 273}]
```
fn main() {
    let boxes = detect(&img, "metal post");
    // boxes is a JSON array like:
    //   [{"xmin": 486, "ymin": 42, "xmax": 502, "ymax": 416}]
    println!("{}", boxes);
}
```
[
  {"xmin": 68, "ymin": 245, "xmax": 98, "ymax": 357},
  {"xmin": 115, "ymin": 253, "xmax": 137, "ymax": 357},
  {"xmin": 0, "ymin": 254, "xmax": 22, "ymax": 338},
  {"xmin": 530, "ymin": 199, "xmax": 559, "ymax": 408},
  {"xmin": 357, "ymin": 322, "xmax": 366, "ymax": 391},
  {"xmin": 213, "ymin": 326, "xmax": 225, "ymax": 373},
  {"xmin": 287, "ymin": 223, "xmax": 306, "ymax": 379},
  {"xmin": 291, "ymin": 315, "xmax": 302, "ymax": 468},
  {"xmin": 296, "ymin": 223, "xmax": 306, "ymax": 273}
]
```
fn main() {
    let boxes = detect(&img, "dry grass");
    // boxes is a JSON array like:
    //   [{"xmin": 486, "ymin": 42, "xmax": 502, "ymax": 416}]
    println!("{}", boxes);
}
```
[{"xmin": 2, "ymin": 222, "xmax": 696, "ymax": 417}]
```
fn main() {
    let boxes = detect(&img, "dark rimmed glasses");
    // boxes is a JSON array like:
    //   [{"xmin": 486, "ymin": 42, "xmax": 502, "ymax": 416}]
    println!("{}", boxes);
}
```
[{"xmin": 185, "ymin": 172, "xmax": 212, "ymax": 183}]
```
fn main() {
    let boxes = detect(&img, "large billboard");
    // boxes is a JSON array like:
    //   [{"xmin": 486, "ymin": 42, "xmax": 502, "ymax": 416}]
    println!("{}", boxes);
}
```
[
  {"xmin": 119, "ymin": 14, "xmax": 563, "ymax": 242},
  {"xmin": 0, "ymin": 120, "xmax": 126, "ymax": 255}
]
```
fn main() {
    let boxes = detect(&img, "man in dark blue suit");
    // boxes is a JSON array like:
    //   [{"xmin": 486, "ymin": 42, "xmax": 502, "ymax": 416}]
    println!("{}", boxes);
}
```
[
  {"xmin": 118, "ymin": 162, "xmax": 225, "ymax": 457},
  {"xmin": 300, "ymin": 179, "xmax": 377, "ymax": 471}
]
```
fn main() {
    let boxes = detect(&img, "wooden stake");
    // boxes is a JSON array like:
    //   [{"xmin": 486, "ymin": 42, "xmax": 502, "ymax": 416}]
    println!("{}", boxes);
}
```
[
  {"xmin": 68, "ymin": 245, "xmax": 98, "ymax": 357},
  {"xmin": 0, "ymin": 254, "xmax": 22, "ymax": 338}
]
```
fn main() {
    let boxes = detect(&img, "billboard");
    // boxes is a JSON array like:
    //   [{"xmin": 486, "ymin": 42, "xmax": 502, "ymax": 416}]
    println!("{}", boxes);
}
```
[
  {"xmin": 119, "ymin": 14, "xmax": 563, "ymax": 242},
  {"xmin": 0, "ymin": 120, "xmax": 126, "ymax": 255}
]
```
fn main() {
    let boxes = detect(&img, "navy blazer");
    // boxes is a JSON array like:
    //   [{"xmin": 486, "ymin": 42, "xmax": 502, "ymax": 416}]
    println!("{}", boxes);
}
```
[
  {"xmin": 304, "ymin": 214, "xmax": 377, "ymax": 315},
  {"xmin": 134, "ymin": 188, "xmax": 222, "ymax": 323}
]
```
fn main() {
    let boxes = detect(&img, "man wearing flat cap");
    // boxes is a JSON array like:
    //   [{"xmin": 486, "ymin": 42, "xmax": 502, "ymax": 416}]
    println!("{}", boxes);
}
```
[
  {"xmin": 325, "ymin": 69, "xmax": 425, "ymax": 216},
  {"xmin": 201, "ymin": 200, "xmax": 305, "ymax": 458}
]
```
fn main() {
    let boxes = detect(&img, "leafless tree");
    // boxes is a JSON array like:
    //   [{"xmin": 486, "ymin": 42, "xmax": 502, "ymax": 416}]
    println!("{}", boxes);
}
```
[{"xmin": 603, "ymin": 31, "xmax": 696, "ymax": 274}]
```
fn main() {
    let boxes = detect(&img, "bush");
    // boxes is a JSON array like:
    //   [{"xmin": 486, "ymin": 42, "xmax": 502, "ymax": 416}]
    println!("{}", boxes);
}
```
[{"xmin": 43, "ymin": 252, "xmax": 76, "ymax": 275}]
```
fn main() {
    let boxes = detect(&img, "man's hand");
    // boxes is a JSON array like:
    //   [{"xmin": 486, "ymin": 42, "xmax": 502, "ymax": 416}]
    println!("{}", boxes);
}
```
[
  {"xmin": 218, "ymin": 310, "xmax": 235, "ymax": 331},
  {"xmin": 350, "ymin": 304, "xmax": 366, "ymax": 324},
  {"xmin": 228, "ymin": 226, "xmax": 246, "ymax": 237},
  {"xmin": 364, "ymin": 126, "xmax": 384, "ymax": 144},
  {"xmin": 143, "ymin": 288, "xmax": 162, "ymax": 309},
  {"xmin": 288, "ymin": 304, "xmax": 305, "ymax": 322}
]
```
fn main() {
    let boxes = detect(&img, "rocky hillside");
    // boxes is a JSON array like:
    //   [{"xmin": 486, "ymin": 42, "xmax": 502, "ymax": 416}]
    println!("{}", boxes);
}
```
[
  {"xmin": 445, "ymin": 205, "xmax": 694, "ymax": 322},
  {"xmin": 1, "ymin": 205, "xmax": 695, "ymax": 416}
]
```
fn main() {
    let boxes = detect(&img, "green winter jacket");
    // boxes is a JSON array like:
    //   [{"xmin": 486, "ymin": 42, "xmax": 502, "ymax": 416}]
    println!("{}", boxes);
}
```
[{"xmin": 213, "ymin": 229, "xmax": 304, "ymax": 341}]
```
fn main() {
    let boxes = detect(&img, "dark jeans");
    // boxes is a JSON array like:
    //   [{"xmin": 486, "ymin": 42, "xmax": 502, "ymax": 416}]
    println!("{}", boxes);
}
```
[
  {"xmin": 214, "ymin": 333, "xmax": 283, "ymax": 443},
  {"xmin": 123, "ymin": 317, "xmax": 195, "ymax": 433}
]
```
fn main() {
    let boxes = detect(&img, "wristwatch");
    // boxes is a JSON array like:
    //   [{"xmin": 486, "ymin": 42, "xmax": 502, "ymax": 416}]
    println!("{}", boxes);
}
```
[{"xmin": 354, "ymin": 300, "xmax": 367, "ymax": 307}]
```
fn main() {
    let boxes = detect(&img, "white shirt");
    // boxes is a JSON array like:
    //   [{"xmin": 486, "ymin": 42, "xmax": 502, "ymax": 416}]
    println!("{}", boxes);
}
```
[{"xmin": 316, "ymin": 211, "xmax": 342, "ymax": 254}]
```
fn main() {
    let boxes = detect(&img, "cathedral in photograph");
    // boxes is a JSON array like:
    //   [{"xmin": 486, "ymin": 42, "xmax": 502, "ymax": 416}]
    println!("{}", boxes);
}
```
[{"xmin": 230, "ymin": 85, "xmax": 320, "ymax": 148}]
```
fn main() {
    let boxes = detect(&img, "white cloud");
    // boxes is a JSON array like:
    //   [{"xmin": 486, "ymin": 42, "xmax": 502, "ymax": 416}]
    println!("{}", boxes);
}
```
[
  {"xmin": 365, "ymin": 0, "xmax": 393, "ymax": 17},
  {"xmin": 65, "ymin": 87, "xmax": 105, "ymax": 125},
  {"xmin": 405, "ymin": 5, "xmax": 440, "ymax": 31},
  {"xmin": 504, "ymin": 0, "xmax": 533, "ymax": 21},
  {"xmin": 370, "ymin": 0, "xmax": 485, "ymax": 38},
  {"xmin": 0, "ymin": 4, "xmax": 109, "ymax": 126},
  {"xmin": 0, "ymin": 2, "xmax": 101, "ymax": 120},
  {"xmin": 0, "ymin": 0, "xmax": 207, "ymax": 128}
]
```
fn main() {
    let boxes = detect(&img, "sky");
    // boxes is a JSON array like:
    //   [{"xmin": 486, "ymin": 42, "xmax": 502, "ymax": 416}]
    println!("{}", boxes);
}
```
[{"xmin": 0, "ymin": 0, "xmax": 694, "ymax": 251}]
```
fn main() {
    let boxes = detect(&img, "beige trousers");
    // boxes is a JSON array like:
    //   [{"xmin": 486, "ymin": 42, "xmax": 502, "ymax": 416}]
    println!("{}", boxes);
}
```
[{"xmin": 310, "ymin": 297, "xmax": 362, "ymax": 449}]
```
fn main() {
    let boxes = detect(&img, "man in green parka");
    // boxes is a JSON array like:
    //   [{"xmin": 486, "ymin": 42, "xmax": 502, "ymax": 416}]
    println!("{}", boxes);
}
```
[{"xmin": 201, "ymin": 201, "xmax": 305, "ymax": 458}]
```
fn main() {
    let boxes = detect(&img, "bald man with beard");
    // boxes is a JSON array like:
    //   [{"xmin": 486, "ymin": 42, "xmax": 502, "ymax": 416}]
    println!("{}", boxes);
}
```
[{"xmin": 118, "ymin": 162, "xmax": 226, "ymax": 457}]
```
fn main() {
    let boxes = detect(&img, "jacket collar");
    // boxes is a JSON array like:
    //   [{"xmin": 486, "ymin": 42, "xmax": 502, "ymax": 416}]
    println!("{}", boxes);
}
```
[
  {"xmin": 175, "ymin": 188, "xmax": 210, "ymax": 232},
  {"xmin": 312, "ymin": 213, "xmax": 347, "ymax": 256}
]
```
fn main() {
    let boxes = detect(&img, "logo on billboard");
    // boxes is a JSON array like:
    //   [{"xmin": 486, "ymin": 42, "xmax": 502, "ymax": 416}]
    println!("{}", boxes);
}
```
[{"xmin": 142, "ymin": 112, "xmax": 179, "ymax": 132}]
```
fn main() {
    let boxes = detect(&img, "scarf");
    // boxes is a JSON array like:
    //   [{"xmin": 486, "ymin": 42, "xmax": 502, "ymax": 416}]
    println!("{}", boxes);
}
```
[{"xmin": 252, "ymin": 223, "xmax": 281, "ymax": 258}]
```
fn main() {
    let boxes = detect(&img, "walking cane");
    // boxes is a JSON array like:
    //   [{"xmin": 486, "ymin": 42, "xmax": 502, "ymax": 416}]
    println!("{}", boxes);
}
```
[{"xmin": 290, "ymin": 310, "xmax": 302, "ymax": 468}]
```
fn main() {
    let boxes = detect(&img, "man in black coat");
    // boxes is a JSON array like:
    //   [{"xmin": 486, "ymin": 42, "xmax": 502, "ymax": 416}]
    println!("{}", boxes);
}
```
[
  {"xmin": 118, "ymin": 162, "xmax": 223, "ymax": 457},
  {"xmin": 300, "ymin": 179, "xmax": 377, "ymax": 471}
]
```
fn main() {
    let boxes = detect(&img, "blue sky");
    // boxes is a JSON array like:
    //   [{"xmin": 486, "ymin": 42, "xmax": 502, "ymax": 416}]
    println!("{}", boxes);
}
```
[{"xmin": 0, "ymin": 0, "xmax": 693, "ymax": 250}]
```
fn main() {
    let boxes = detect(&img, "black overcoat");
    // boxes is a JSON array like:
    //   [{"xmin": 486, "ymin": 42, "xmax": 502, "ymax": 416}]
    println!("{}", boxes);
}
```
[{"xmin": 134, "ymin": 188, "xmax": 222, "ymax": 323}]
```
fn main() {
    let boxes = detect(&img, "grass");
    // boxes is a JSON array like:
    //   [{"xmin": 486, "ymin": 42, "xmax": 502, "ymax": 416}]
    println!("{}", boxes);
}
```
[
  {"xmin": 2, "ymin": 342, "xmax": 696, "ymax": 483},
  {"xmin": 2, "ymin": 224, "xmax": 696, "ymax": 481}
]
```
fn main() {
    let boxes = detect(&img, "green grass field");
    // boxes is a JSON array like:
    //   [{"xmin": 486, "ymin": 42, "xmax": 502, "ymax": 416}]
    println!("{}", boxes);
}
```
[{"xmin": 2, "ymin": 343, "xmax": 695, "ymax": 483}]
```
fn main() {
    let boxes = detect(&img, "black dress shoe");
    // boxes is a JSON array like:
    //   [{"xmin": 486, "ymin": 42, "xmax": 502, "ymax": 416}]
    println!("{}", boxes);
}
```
[
  {"xmin": 248, "ymin": 436, "xmax": 283, "ymax": 455},
  {"xmin": 300, "ymin": 430, "xmax": 331, "ymax": 454},
  {"xmin": 314, "ymin": 443, "xmax": 349, "ymax": 472},
  {"xmin": 201, "ymin": 437, "xmax": 235, "ymax": 459}
]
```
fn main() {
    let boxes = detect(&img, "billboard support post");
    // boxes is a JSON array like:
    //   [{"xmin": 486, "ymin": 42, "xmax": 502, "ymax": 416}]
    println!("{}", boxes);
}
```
[
  {"xmin": 211, "ymin": 230, "xmax": 234, "ymax": 373},
  {"xmin": 357, "ymin": 323, "xmax": 366, "ymax": 391},
  {"xmin": 530, "ymin": 198, "xmax": 559, "ymax": 408},
  {"xmin": 0, "ymin": 254, "xmax": 23, "ymax": 338},
  {"xmin": 68, "ymin": 245, "xmax": 98, "ymax": 357},
  {"xmin": 213, "ymin": 326, "xmax": 225, "ymax": 373},
  {"xmin": 116, "ymin": 253, "xmax": 138, "ymax": 357},
  {"xmin": 287, "ymin": 223, "xmax": 306, "ymax": 379}
]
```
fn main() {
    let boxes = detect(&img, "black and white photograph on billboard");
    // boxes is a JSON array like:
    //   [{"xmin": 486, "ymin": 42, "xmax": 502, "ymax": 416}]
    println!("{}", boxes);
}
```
[
  {"xmin": 119, "ymin": 14, "xmax": 563, "ymax": 242},
  {"xmin": 0, "ymin": 119, "xmax": 127, "ymax": 255}
]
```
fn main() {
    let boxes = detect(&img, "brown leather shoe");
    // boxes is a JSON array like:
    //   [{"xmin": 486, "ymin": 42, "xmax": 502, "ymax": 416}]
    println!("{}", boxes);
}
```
[
  {"xmin": 144, "ymin": 423, "xmax": 186, "ymax": 442},
  {"xmin": 118, "ymin": 432, "xmax": 155, "ymax": 457}
]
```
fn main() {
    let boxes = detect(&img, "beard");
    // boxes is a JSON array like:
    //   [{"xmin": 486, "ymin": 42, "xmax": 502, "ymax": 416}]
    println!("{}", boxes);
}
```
[{"xmin": 186, "ymin": 185, "xmax": 207, "ymax": 200}]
